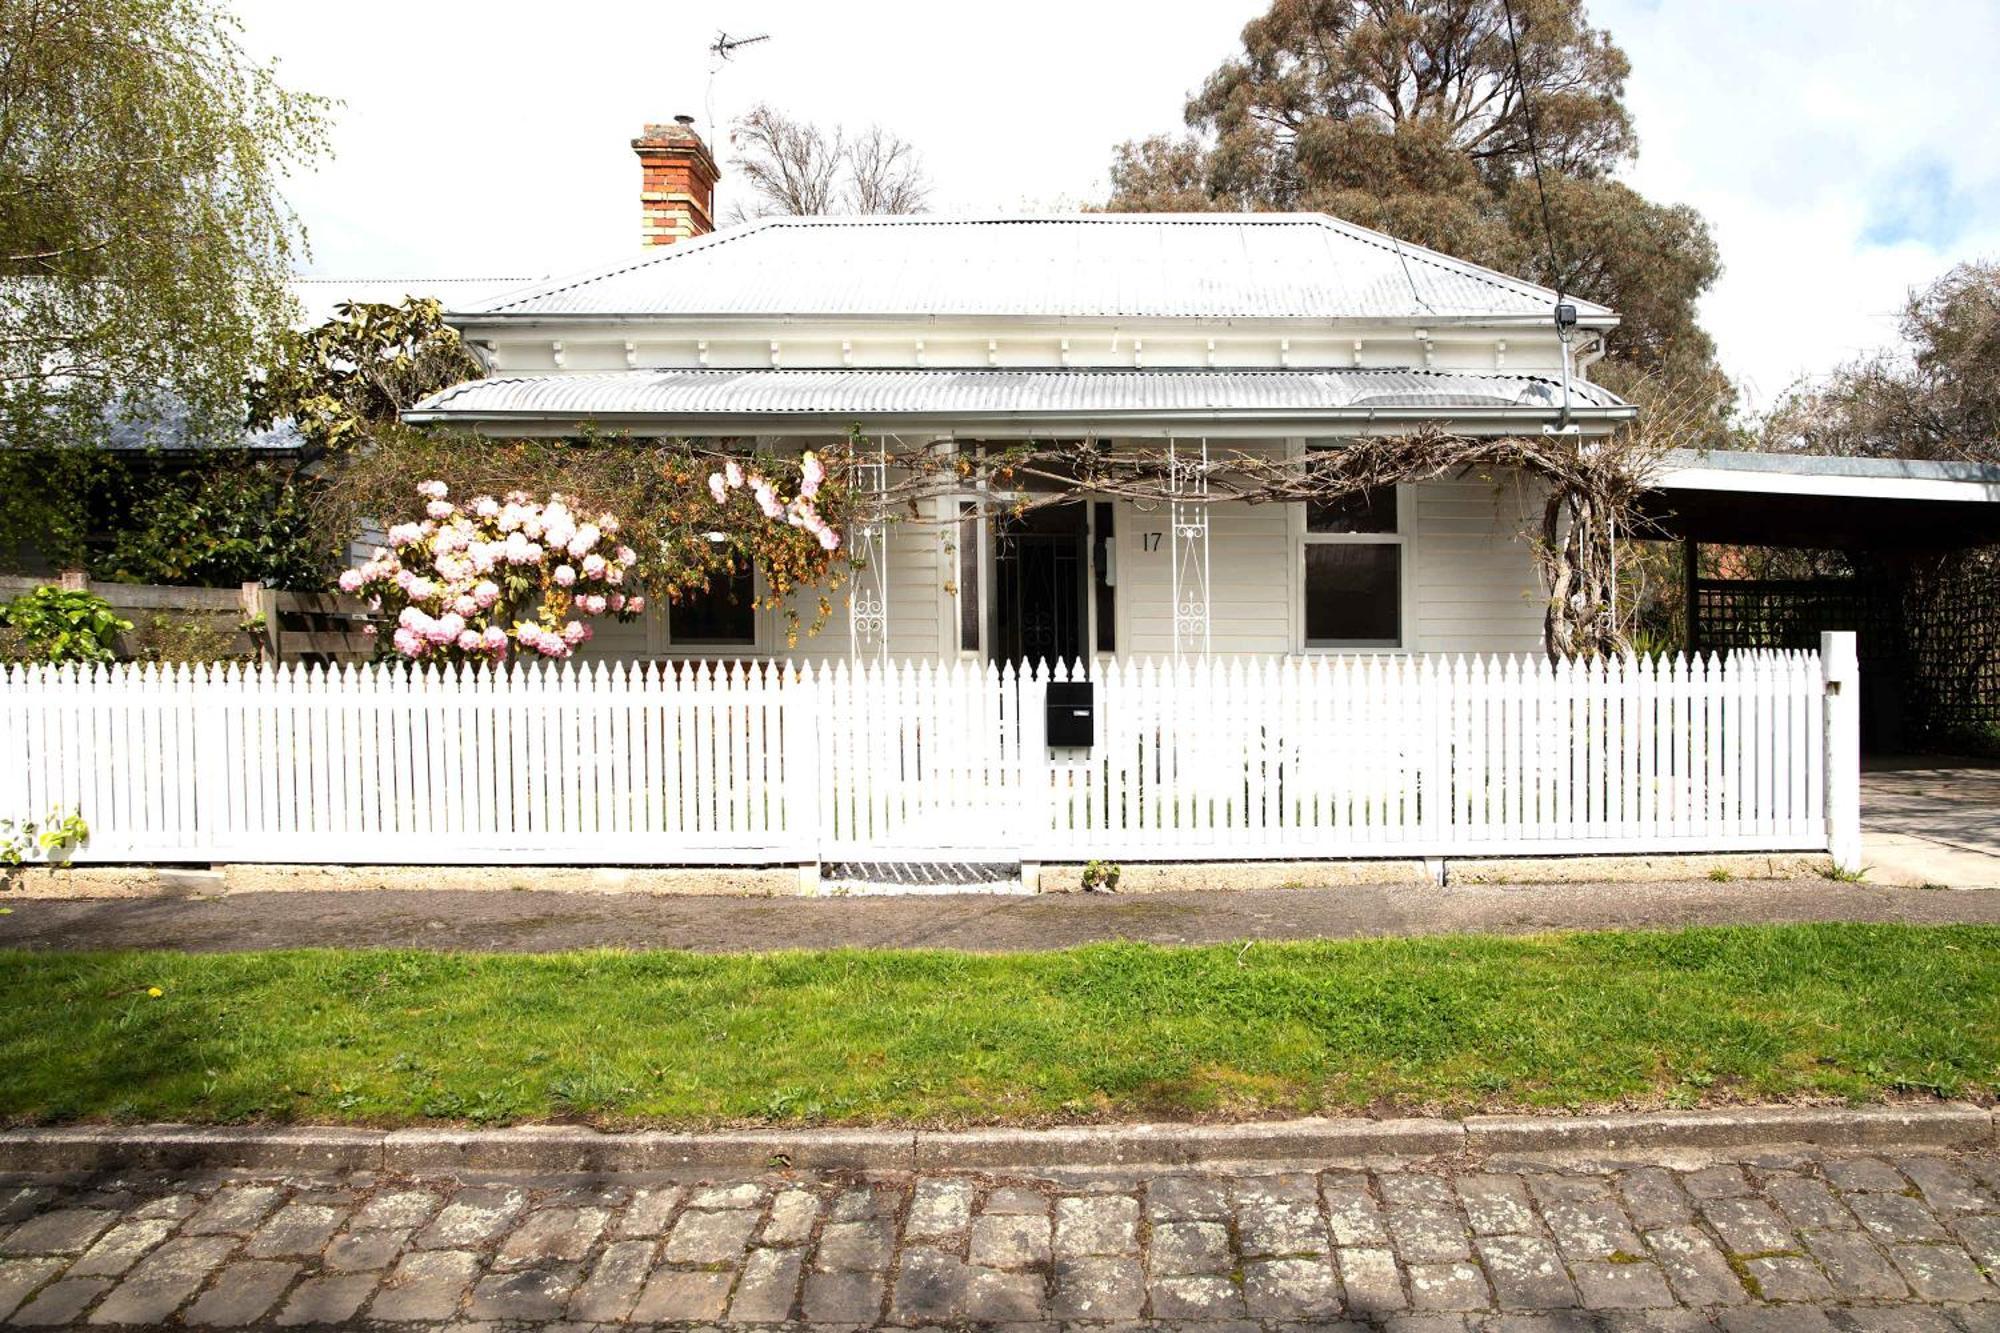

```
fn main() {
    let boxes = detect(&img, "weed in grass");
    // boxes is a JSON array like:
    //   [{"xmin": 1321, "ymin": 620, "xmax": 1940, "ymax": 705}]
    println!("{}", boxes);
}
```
[
  {"xmin": 1823, "ymin": 861, "xmax": 1870, "ymax": 883},
  {"xmin": 1707, "ymin": 867, "xmax": 1735, "ymax": 883}
]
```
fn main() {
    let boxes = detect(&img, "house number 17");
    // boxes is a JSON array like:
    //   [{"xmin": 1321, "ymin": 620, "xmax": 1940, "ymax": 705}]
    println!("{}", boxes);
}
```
[{"xmin": 1143, "ymin": 532, "xmax": 1163, "ymax": 552}]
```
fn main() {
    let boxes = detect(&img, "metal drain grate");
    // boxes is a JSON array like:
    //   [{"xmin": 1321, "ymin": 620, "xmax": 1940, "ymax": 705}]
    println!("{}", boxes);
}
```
[{"xmin": 820, "ymin": 861, "xmax": 1026, "ymax": 894}]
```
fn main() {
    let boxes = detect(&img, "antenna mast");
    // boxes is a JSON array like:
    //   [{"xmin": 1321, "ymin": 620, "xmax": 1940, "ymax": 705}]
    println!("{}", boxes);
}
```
[{"xmin": 703, "ymin": 30, "xmax": 772, "ymax": 143}]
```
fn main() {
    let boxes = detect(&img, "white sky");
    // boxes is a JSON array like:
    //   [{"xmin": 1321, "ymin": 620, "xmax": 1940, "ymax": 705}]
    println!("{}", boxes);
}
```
[{"xmin": 237, "ymin": 0, "xmax": 2000, "ymax": 413}]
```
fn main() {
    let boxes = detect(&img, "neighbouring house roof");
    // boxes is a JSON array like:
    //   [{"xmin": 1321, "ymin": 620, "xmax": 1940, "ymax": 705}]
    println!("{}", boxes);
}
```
[
  {"xmin": 290, "ymin": 277, "xmax": 537, "ymax": 328},
  {"xmin": 404, "ymin": 367, "xmax": 1631, "ymax": 435},
  {"xmin": 454, "ymin": 215, "xmax": 1614, "ymax": 325}
]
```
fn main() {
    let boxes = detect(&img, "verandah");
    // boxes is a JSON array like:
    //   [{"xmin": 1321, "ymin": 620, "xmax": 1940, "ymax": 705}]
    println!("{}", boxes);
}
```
[{"xmin": 0, "ymin": 640, "xmax": 1857, "ymax": 868}]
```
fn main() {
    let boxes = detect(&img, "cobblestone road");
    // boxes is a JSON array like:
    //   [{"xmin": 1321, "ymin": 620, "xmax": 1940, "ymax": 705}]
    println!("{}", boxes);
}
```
[{"xmin": 2, "ymin": 1146, "xmax": 1998, "ymax": 1329}]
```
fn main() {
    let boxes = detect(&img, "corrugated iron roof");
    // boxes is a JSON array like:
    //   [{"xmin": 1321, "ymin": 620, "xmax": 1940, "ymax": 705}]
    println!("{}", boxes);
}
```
[
  {"xmin": 459, "ymin": 215, "xmax": 1614, "ymax": 323},
  {"xmin": 407, "ymin": 368, "xmax": 1628, "ymax": 423}
]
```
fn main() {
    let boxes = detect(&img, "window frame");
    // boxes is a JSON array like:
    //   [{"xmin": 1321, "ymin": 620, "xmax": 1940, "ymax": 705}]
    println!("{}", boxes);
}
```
[
  {"xmin": 659, "ymin": 559, "xmax": 766, "ymax": 655},
  {"xmin": 1291, "ymin": 449, "xmax": 1415, "ymax": 652}
]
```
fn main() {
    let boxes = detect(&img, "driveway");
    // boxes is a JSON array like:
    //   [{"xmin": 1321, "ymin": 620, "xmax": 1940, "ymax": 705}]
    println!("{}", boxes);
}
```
[{"xmin": 1863, "ymin": 759, "xmax": 2000, "ymax": 888}]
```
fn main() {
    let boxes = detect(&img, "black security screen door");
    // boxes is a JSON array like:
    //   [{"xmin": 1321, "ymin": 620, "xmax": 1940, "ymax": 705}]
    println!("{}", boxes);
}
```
[{"xmin": 992, "ymin": 503, "xmax": 1087, "ymax": 666}]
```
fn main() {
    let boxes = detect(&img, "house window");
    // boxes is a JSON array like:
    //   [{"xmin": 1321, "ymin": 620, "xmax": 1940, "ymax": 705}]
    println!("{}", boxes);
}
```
[
  {"xmin": 1092, "ymin": 501, "xmax": 1116, "ymax": 654},
  {"xmin": 957, "ymin": 500, "xmax": 981, "ymax": 654},
  {"xmin": 1302, "ymin": 482, "xmax": 1404, "ymax": 648},
  {"xmin": 668, "ymin": 562, "xmax": 756, "ymax": 646}
]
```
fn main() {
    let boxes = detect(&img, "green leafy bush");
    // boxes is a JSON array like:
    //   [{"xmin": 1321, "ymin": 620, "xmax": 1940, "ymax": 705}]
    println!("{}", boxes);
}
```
[{"xmin": 0, "ymin": 587, "xmax": 130, "ymax": 663}]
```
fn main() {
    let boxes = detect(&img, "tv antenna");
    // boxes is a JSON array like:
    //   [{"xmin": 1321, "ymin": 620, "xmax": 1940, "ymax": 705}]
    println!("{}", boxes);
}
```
[
  {"xmin": 704, "ymin": 31, "xmax": 772, "ymax": 139},
  {"xmin": 709, "ymin": 31, "xmax": 771, "ymax": 61}
]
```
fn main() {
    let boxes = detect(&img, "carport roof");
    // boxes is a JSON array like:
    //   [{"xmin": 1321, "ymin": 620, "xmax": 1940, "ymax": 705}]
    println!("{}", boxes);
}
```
[{"xmin": 1645, "ymin": 450, "xmax": 2000, "ymax": 549}]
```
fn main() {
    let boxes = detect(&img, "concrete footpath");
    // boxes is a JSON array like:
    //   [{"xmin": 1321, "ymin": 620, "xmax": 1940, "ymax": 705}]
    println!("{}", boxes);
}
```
[
  {"xmin": 2, "ymin": 1111, "xmax": 1998, "ymax": 1329},
  {"xmin": 1, "ymin": 879, "xmax": 1997, "ymax": 955}
]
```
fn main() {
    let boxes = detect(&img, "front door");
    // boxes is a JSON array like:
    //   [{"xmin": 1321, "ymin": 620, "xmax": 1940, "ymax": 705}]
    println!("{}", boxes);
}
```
[{"xmin": 992, "ymin": 502, "xmax": 1087, "ymax": 667}]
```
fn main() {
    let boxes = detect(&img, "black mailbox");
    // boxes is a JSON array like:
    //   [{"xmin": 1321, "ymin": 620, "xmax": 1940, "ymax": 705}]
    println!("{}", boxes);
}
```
[{"xmin": 1046, "ymin": 680, "xmax": 1095, "ymax": 747}]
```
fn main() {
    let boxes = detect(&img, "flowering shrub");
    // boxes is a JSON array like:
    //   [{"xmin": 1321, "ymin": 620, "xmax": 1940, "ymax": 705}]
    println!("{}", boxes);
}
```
[
  {"xmin": 340, "ymin": 482, "xmax": 644, "ymax": 662},
  {"xmin": 326, "ymin": 439, "xmax": 856, "ymax": 651}
]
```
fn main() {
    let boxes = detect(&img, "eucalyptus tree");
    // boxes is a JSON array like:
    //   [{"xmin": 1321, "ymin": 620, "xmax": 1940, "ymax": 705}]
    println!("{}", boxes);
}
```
[{"xmin": 1106, "ymin": 0, "xmax": 1720, "ymax": 384}]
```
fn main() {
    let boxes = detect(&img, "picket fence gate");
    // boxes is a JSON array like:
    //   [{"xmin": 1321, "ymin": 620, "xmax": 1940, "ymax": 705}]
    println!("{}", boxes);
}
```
[{"xmin": 0, "ymin": 635, "xmax": 1860, "ymax": 868}]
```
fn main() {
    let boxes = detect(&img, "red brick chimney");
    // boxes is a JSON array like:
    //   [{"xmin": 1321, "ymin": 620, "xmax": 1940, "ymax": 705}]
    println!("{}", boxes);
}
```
[{"xmin": 633, "ymin": 116, "xmax": 720, "ymax": 246}]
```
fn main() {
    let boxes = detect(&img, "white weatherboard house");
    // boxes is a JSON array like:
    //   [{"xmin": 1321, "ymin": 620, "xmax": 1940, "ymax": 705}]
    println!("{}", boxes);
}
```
[
  {"xmin": 408, "ymin": 213, "xmax": 1625, "ymax": 668},
  {"xmin": 33, "ymin": 120, "xmax": 2000, "ymax": 879}
]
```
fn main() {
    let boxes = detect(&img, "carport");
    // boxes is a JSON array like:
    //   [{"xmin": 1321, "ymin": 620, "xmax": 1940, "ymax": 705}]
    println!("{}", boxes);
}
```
[{"xmin": 1638, "ymin": 451, "xmax": 2000, "ymax": 753}]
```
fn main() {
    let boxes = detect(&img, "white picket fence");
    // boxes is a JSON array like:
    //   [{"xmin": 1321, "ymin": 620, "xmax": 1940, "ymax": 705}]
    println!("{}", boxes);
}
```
[{"xmin": 0, "ymin": 638, "xmax": 1859, "ymax": 867}]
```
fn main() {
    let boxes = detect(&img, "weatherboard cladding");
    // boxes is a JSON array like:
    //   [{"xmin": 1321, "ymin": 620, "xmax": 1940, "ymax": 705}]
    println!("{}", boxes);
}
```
[
  {"xmin": 410, "ymin": 367, "xmax": 1627, "ymax": 419},
  {"xmin": 462, "ymin": 215, "xmax": 1611, "ymax": 322}
]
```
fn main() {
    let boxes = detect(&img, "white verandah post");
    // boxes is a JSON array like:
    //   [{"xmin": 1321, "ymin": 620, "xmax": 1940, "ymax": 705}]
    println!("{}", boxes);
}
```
[
  {"xmin": 1821, "ymin": 630, "xmax": 1861, "ymax": 872},
  {"xmin": 848, "ymin": 434, "xmax": 890, "ymax": 667},
  {"xmin": 1168, "ymin": 437, "xmax": 1212, "ymax": 662}
]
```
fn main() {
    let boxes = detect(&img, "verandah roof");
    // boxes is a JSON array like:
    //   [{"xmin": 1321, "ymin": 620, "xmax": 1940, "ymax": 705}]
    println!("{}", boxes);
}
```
[{"xmin": 403, "ymin": 367, "xmax": 1631, "ymax": 437}]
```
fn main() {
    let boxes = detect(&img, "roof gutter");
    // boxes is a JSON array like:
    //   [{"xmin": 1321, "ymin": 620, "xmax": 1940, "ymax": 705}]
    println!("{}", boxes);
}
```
[{"xmin": 443, "ymin": 310, "xmax": 1623, "ymax": 333}]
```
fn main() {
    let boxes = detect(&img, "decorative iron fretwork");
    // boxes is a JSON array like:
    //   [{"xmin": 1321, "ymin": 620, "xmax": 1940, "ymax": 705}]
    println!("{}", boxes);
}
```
[
  {"xmin": 1167, "ymin": 437, "xmax": 1212, "ymax": 660},
  {"xmin": 848, "ymin": 435, "xmax": 890, "ymax": 664}
]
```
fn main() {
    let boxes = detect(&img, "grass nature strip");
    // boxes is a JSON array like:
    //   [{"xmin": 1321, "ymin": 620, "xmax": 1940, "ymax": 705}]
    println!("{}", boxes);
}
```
[{"xmin": 0, "ymin": 924, "xmax": 1994, "ymax": 1129}]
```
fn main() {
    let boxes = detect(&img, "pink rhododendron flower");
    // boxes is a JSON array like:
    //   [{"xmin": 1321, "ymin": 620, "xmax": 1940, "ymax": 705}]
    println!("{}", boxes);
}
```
[
  {"xmin": 626, "ymin": 595, "xmax": 646, "ymax": 614},
  {"xmin": 581, "ymin": 553, "xmax": 606, "ymax": 577},
  {"xmin": 801, "ymin": 450, "xmax": 825, "ymax": 497},
  {"xmin": 553, "ymin": 564, "xmax": 576, "ymax": 587},
  {"xmin": 616, "ymin": 545, "xmax": 637, "ymax": 565},
  {"xmin": 581, "ymin": 594, "xmax": 608, "ymax": 615},
  {"xmin": 456, "ymin": 629, "xmax": 481, "ymax": 651},
  {"xmin": 473, "ymin": 496, "xmax": 500, "ymax": 518},
  {"xmin": 337, "ymin": 569, "xmax": 364, "ymax": 593},
  {"xmin": 473, "ymin": 580, "xmax": 500, "ymax": 608},
  {"xmin": 708, "ymin": 473, "xmax": 727, "ymax": 503},
  {"xmin": 417, "ymin": 480, "xmax": 448, "ymax": 500},
  {"xmin": 817, "ymin": 526, "xmax": 841, "ymax": 551},
  {"xmin": 392, "ymin": 627, "xmax": 421, "ymax": 655},
  {"xmin": 452, "ymin": 595, "xmax": 477, "ymax": 617},
  {"xmin": 425, "ymin": 499, "xmax": 453, "ymax": 520},
  {"xmin": 724, "ymin": 460, "xmax": 744, "ymax": 488},
  {"xmin": 608, "ymin": 593, "xmax": 626, "ymax": 612},
  {"xmin": 569, "ymin": 524, "xmax": 599, "ymax": 556},
  {"xmin": 563, "ymin": 620, "xmax": 590, "ymax": 643}
]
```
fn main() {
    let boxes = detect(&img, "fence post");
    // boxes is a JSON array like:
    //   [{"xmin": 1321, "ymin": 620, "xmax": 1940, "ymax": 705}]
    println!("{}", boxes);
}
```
[
  {"xmin": 1821, "ymin": 630, "xmax": 1861, "ymax": 873},
  {"xmin": 1018, "ymin": 663, "xmax": 1049, "ymax": 891},
  {"xmin": 240, "ymin": 582, "xmax": 279, "ymax": 664},
  {"xmin": 794, "ymin": 661, "xmax": 823, "ymax": 894}
]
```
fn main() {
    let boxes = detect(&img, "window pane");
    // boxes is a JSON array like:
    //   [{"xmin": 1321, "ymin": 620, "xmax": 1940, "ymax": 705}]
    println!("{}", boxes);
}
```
[
  {"xmin": 1308, "ymin": 485, "xmax": 1397, "ymax": 534},
  {"xmin": 669, "ymin": 564, "xmax": 756, "ymax": 645},
  {"xmin": 958, "ymin": 501, "xmax": 980, "ymax": 653},
  {"xmin": 1305, "ymin": 544, "xmax": 1400, "ymax": 644},
  {"xmin": 1092, "ymin": 501, "xmax": 1115, "ymax": 654}
]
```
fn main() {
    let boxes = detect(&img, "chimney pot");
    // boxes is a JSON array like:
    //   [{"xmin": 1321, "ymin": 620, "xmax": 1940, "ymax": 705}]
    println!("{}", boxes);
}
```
[{"xmin": 632, "ymin": 118, "xmax": 719, "ymax": 247}]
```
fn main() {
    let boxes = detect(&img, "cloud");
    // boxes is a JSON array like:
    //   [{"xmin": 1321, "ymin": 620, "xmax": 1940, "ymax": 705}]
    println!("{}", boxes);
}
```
[{"xmin": 1595, "ymin": 0, "xmax": 2000, "ymax": 407}]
